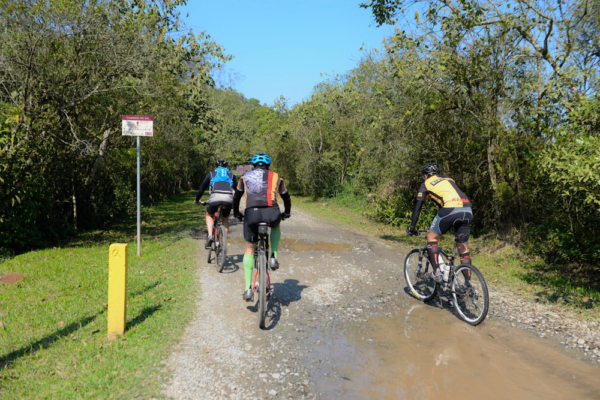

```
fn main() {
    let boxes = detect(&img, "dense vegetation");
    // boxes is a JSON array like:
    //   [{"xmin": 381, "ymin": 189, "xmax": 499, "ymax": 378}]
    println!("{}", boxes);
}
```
[
  {"xmin": 2, "ymin": 0, "xmax": 599, "ymax": 279},
  {"xmin": 0, "ymin": 0, "xmax": 230, "ymax": 251},
  {"xmin": 273, "ymin": 0, "xmax": 600, "ymax": 272}
]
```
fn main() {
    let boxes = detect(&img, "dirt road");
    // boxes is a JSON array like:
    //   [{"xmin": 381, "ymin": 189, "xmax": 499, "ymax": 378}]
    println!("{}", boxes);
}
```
[{"xmin": 164, "ymin": 209, "xmax": 600, "ymax": 399}]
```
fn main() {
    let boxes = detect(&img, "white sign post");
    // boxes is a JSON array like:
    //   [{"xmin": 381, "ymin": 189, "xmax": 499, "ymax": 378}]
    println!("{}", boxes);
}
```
[{"xmin": 122, "ymin": 116, "xmax": 153, "ymax": 257}]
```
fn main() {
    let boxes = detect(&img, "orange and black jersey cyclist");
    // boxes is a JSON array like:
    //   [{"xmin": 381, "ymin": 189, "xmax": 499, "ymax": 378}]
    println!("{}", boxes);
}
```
[{"xmin": 234, "ymin": 168, "xmax": 291, "ymax": 211}]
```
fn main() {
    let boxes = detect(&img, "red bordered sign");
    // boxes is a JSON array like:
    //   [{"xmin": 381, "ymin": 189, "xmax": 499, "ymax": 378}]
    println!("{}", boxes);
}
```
[{"xmin": 122, "ymin": 115, "xmax": 153, "ymax": 137}]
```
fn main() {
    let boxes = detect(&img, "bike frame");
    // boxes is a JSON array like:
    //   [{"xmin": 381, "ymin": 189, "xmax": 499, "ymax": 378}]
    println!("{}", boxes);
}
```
[
  {"xmin": 417, "ymin": 240, "xmax": 462, "ymax": 294},
  {"xmin": 252, "ymin": 223, "xmax": 271, "ymax": 292},
  {"xmin": 211, "ymin": 205, "xmax": 223, "ymax": 239}
]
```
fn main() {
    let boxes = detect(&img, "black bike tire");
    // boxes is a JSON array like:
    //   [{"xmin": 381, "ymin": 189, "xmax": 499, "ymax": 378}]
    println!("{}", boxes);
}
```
[
  {"xmin": 206, "ymin": 246, "xmax": 212, "ymax": 264},
  {"xmin": 404, "ymin": 249, "xmax": 438, "ymax": 302},
  {"xmin": 451, "ymin": 264, "xmax": 489, "ymax": 326},
  {"xmin": 216, "ymin": 225, "xmax": 226, "ymax": 273},
  {"xmin": 258, "ymin": 250, "xmax": 268, "ymax": 329}
]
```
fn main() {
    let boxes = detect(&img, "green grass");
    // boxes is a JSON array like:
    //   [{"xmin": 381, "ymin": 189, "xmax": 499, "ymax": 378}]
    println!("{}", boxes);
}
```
[
  {"xmin": 0, "ymin": 192, "xmax": 204, "ymax": 398},
  {"xmin": 294, "ymin": 195, "xmax": 600, "ymax": 318}
]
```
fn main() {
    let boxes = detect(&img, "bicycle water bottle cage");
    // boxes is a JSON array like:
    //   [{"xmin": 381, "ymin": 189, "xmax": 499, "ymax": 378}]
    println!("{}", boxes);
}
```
[{"xmin": 258, "ymin": 223, "xmax": 269, "ymax": 236}]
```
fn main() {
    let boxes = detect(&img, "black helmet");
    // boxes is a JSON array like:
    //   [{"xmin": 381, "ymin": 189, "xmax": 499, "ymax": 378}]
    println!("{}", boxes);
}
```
[
  {"xmin": 216, "ymin": 159, "xmax": 228, "ymax": 168},
  {"xmin": 421, "ymin": 162, "xmax": 439, "ymax": 176}
]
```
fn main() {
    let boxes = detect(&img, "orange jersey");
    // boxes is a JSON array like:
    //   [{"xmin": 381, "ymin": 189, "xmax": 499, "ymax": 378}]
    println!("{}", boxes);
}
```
[{"xmin": 237, "ymin": 169, "xmax": 287, "ymax": 208}]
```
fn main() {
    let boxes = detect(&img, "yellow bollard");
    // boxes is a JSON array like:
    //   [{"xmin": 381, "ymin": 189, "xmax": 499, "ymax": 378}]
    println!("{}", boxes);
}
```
[{"xmin": 108, "ymin": 243, "xmax": 128, "ymax": 340}]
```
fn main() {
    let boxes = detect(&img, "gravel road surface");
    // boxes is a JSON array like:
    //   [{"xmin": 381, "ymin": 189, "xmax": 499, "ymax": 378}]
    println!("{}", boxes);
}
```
[{"xmin": 164, "ymin": 209, "xmax": 600, "ymax": 399}]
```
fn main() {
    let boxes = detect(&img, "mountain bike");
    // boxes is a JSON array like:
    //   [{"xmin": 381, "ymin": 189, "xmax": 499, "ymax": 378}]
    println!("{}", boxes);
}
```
[
  {"xmin": 240, "ymin": 214, "xmax": 288, "ymax": 329},
  {"xmin": 202, "ymin": 202, "xmax": 227, "ymax": 273},
  {"xmin": 404, "ymin": 230, "xmax": 489, "ymax": 325}
]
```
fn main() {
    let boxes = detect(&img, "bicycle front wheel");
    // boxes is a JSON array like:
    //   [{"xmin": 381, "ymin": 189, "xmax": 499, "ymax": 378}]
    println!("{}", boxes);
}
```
[
  {"xmin": 404, "ymin": 249, "xmax": 438, "ymax": 302},
  {"xmin": 451, "ymin": 264, "xmax": 489, "ymax": 326},
  {"xmin": 257, "ymin": 251, "xmax": 268, "ymax": 329},
  {"xmin": 215, "ymin": 225, "xmax": 227, "ymax": 273}
]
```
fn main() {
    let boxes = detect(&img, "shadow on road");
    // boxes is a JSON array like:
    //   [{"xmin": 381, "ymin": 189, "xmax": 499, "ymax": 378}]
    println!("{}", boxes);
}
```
[
  {"xmin": 266, "ymin": 279, "xmax": 309, "ymax": 330},
  {"xmin": 221, "ymin": 254, "xmax": 241, "ymax": 274},
  {"xmin": 245, "ymin": 279, "xmax": 308, "ymax": 330},
  {"xmin": 402, "ymin": 286, "xmax": 465, "ymax": 320}
]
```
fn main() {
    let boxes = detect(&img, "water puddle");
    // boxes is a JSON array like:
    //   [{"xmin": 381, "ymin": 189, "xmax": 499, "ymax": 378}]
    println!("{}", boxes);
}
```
[
  {"xmin": 227, "ymin": 238, "xmax": 352, "ymax": 252},
  {"xmin": 306, "ymin": 305, "xmax": 600, "ymax": 399}
]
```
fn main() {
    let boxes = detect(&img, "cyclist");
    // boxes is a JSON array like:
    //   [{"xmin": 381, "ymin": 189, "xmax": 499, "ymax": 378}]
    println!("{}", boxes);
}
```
[
  {"xmin": 233, "ymin": 152, "xmax": 291, "ymax": 301},
  {"xmin": 406, "ymin": 163, "xmax": 473, "ymax": 282},
  {"xmin": 195, "ymin": 159, "xmax": 237, "ymax": 249}
]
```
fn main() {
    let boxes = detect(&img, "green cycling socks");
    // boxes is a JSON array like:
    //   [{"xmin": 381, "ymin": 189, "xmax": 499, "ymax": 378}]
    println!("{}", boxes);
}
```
[
  {"xmin": 243, "ymin": 253, "xmax": 254, "ymax": 290},
  {"xmin": 244, "ymin": 225, "xmax": 281, "ymax": 290},
  {"xmin": 270, "ymin": 226, "xmax": 281, "ymax": 258}
]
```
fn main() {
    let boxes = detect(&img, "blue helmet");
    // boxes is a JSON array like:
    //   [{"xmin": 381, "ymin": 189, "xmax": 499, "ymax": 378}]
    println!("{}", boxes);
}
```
[{"xmin": 251, "ymin": 152, "xmax": 271, "ymax": 167}]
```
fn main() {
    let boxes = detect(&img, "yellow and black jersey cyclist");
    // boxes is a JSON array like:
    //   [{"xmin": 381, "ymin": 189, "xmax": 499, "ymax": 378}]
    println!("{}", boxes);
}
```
[{"xmin": 407, "ymin": 163, "xmax": 473, "ymax": 283}]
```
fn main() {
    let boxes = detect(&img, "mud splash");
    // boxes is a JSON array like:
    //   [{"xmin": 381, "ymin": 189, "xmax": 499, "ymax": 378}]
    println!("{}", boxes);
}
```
[
  {"xmin": 227, "ymin": 238, "xmax": 353, "ymax": 252},
  {"xmin": 306, "ymin": 305, "xmax": 600, "ymax": 399}
]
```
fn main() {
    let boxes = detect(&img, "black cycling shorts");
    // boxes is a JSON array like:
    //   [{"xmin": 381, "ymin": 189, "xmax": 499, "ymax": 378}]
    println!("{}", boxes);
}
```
[
  {"xmin": 243, "ymin": 207, "xmax": 281, "ymax": 244},
  {"xmin": 206, "ymin": 201, "xmax": 232, "ymax": 218},
  {"xmin": 429, "ymin": 207, "xmax": 473, "ymax": 243}
]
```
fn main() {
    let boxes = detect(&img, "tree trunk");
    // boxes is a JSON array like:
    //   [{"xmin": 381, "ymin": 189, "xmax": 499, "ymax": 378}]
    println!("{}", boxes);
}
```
[
  {"xmin": 487, "ymin": 127, "xmax": 501, "ymax": 225},
  {"xmin": 85, "ymin": 128, "xmax": 111, "ymax": 186}
]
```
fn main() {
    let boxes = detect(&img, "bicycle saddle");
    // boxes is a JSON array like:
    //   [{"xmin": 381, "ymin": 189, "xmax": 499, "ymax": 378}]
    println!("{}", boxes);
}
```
[{"xmin": 258, "ymin": 222, "xmax": 269, "ymax": 235}]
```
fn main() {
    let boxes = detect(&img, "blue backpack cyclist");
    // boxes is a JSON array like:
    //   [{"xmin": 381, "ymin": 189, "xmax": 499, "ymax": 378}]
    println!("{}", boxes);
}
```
[{"xmin": 195, "ymin": 159, "xmax": 237, "ymax": 249}]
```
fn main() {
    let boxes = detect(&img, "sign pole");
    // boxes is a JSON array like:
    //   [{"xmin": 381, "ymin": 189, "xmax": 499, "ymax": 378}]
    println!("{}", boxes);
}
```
[
  {"xmin": 137, "ymin": 136, "xmax": 141, "ymax": 257},
  {"xmin": 122, "ymin": 115, "xmax": 153, "ymax": 258}
]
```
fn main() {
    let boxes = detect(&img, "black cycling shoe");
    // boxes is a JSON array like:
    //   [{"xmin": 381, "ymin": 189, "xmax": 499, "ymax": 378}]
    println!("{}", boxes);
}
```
[
  {"xmin": 270, "ymin": 256, "xmax": 279, "ymax": 271},
  {"xmin": 243, "ymin": 289, "xmax": 254, "ymax": 302},
  {"xmin": 205, "ymin": 235, "xmax": 214, "ymax": 249}
]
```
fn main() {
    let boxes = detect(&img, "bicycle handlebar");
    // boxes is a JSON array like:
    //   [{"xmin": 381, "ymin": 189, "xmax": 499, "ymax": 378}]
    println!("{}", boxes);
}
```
[
  {"xmin": 406, "ymin": 227, "xmax": 429, "ymax": 236},
  {"xmin": 235, "ymin": 211, "xmax": 290, "ymax": 222}
]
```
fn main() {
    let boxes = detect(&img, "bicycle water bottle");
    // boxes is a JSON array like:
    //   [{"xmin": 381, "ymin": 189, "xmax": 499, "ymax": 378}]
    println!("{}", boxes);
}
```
[{"xmin": 438, "ymin": 255, "xmax": 449, "ymax": 282}]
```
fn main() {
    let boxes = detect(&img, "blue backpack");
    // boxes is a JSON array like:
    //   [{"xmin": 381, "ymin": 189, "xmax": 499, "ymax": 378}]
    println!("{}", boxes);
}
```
[{"xmin": 210, "ymin": 167, "xmax": 233, "ymax": 187}]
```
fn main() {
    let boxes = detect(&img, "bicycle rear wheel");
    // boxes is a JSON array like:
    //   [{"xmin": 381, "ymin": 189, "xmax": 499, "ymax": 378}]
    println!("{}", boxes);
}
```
[
  {"xmin": 451, "ymin": 264, "xmax": 489, "ymax": 325},
  {"xmin": 404, "ymin": 249, "xmax": 438, "ymax": 302},
  {"xmin": 215, "ymin": 225, "xmax": 227, "ymax": 273},
  {"xmin": 257, "ymin": 250, "xmax": 268, "ymax": 329}
]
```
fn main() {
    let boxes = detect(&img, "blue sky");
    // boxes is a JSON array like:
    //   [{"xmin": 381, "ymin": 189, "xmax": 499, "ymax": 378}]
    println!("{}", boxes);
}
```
[{"xmin": 180, "ymin": 1, "xmax": 394, "ymax": 106}]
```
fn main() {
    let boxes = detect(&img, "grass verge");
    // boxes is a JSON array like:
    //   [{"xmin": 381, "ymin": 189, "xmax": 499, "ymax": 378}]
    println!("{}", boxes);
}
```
[
  {"xmin": 294, "ymin": 195, "xmax": 600, "ymax": 318},
  {"xmin": 0, "ymin": 191, "xmax": 204, "ymax": 398}
]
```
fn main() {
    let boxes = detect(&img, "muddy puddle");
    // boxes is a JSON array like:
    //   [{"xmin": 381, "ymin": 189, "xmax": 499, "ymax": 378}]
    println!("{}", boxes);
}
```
[
  {"xmin": 227, "ymin": 237, "xmax": 353, "ymax": 252},
  {"xmin": 306, "ymin": 305, "xmax": 600, "ymax": 399}
]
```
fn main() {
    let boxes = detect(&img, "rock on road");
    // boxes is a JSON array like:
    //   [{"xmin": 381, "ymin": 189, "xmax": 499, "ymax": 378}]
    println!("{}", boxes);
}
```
[{"xmin": 164, "ymin": 209, "xmax": 600, "ymax": 400}]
